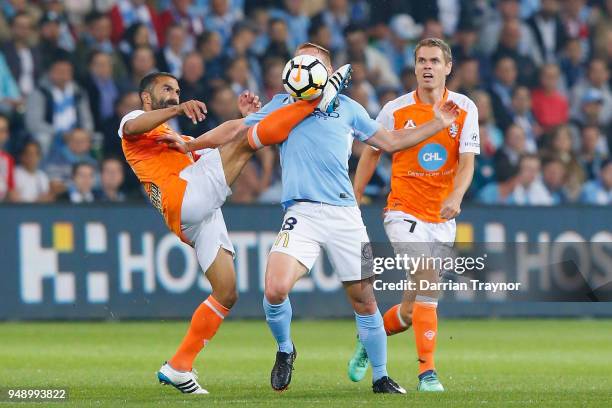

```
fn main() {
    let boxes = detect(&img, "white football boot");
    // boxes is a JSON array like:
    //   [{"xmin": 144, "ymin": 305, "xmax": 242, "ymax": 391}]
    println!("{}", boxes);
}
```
[
  {"xmin": 317, "ymin": 64, "xmax": 353, "ymax": 113},
  {"xmin": 157, "ymin": 362, "xmax": 209, "ymax": 394}
]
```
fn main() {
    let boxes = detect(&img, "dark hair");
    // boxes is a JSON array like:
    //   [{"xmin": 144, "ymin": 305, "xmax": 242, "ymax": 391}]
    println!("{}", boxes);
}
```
[
  {"xmin": 19, "ymin": 139, "xmax": 42, "ymax": 157},
  {"xmin": 87, "ymin": 50, "xmax": 110, "ymax": 65},
  {"xmin": 72, "ymin": 161, "xmax": 96, "ymax": 177},
  {"xmin": 343, "ymin": 23, "xmax": 366, "ymax": 37},
  {"xmin": 101, "ymin": 156, "xmax": 123, "ymax": 171},
  {"xmin": 84, "ymin": 11, "xmax": 107, "ymax": 25},
  {"xmin": 139, "ymin": 71, "xmax": 178, "ymax": 97},
  {"xmin": 50, "ymin": 49, "xmax": 73, "ymax": 67}
]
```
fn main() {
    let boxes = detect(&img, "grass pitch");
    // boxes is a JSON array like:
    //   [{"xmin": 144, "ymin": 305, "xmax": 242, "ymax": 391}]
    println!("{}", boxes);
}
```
[{"xmin": 1, "ymin": 319, "xmax": 611, "ymax": 407}]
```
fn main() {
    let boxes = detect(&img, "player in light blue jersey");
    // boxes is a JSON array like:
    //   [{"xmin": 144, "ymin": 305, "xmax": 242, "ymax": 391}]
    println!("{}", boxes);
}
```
[{"xmin": 245, "ymin": 42, "xmax": 460, "ymax": 394}]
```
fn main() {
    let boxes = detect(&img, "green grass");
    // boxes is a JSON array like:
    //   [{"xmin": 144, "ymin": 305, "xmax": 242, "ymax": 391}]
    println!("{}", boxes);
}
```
[{"xmin": 0, "ymin": 319, "xmax": 611, "ymax": 407}]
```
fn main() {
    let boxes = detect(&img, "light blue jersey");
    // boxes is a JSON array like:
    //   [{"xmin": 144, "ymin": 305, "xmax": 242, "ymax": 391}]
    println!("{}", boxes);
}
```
[{"xmin": 245, "ymin": 94, "xmax": 381, "ymax": 208}]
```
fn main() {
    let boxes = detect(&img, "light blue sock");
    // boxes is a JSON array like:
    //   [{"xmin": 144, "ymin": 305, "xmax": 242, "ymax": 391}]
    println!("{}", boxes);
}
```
[
  {"xmin": 263, "ymin": 296, "xmax": 294, "ymax": 353},
  {"xmin": 355, "ymin": 310, "xmax": 388, "ymax": 382}
]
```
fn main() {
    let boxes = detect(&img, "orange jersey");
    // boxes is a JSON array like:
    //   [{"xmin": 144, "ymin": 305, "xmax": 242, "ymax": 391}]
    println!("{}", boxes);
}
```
[
  {"xmin": 119, "ymin": 110, "xmax": 194, "ymax": 242},
  {"xmin": 376, "ymin": 89, "xmax": 480, "ymax": 223}
]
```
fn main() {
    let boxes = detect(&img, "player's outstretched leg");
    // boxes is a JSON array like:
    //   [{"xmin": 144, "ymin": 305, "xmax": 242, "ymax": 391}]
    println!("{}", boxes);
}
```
[
  {"xmin": 344, "ymin": 278, "xmax": 406, "ymax": 394},
  {"xmin": 263, "ymin": 253, "xmax": 306, "ymax": 391},
  {"xmin": 318, "ymin": 64, "xmax": 353, "ymax": 113},
  {"xmin": 158, "ymin": 248, "xmax": 237, "ymax": 394}
]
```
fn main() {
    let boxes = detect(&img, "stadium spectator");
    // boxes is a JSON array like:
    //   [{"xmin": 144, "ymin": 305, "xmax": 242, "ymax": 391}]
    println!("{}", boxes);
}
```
[
  {"xmin": 489, "ymin": 56, "xmax": 519, "ymax": 131},
  {"xmin": 526, "ymin": 0, "xmax": 568, "ymax": 64},
  {"xmin": 510, "ymin": 86, "xmax": 540, "ymax": 151},
  {"xmin": 307, "ymin": 22, "xmax": 332, "ymax": 58},
  {"xmin": 157, "ymin": 0, "xmax": 205, "ymax": 49},
  {"xmin": 75, "ymin": 12, "xmax": 127, "ymax": 80},
  {"xmin": 311, "ymin": 0, "xmax": 353, "ymax": 52},
  {"xmin": 0, "ymin": 52, "xmax": 21, "ymax": 116},
  {"xmin": 12, "ymin": 140, "xmax": 52, "ymax": 203},
  {"xmin": 492, "ymin": 18, "xmax": 538, "ymax": 84},
  {"xmin": 45, "ymin": 128, "xmax": 97, "ymax": 195},
  {"xmin": 337, "ymin": 24, "xmax": 399, "ymax": 88},
  {"xmin": 83, "ymin": 51, "xmax": 122, "ymax": 131},
  {"xmin": 531, "ymin": 64, "xmax": 569, "ymax": 131},
  {"xmin": 57, "ymin": 161, "xmax": 97, "ymax": 203},
  {"xmin": 196, "ymin": 30, "xmax": 225, "ymax": 81},
  {"xmin": 479, "ymin": 0, "xmax": 538, "ymax": 58},
  {"xmin": 109, "ymin": 0, "xmax": 161, "ymax": 47},
  {"xmin": 541, "ymin": 156, "xmax": 568, "ymax": 204},
  {"xmin": 558, "ymin": 38, "xmax": 585, "ymax": 89},
  {"xmin": 40, "ymin": 0, "xmax": 76, "ymax": 52},
  {"xmin": 225, "ymin": 22, "xmax": 262, "ymax": 86},
  {"xmin": 95, "ymin": 157, "xmax": 126, "ymax": 202},
  {"xmin": 156, "ymin": 24, "xmax": 188, "ymax": 78},
  {"xmin": 119, "ymin": 23, "xmax": 152, "ymax": 66},
  {"xmin": 226, "ymin": 57, "xmax": 259, "ymax": 97},
  {"xmin": 260, "ymin": 57, "xmax": 284, "ymax": 103},
  {"xmin": 0, "ymin": 114, "xmax": 16, "ymax": 202},
  {"xmin": 509, "ymin": 154, "xmax": 553, "ymax": 205},
  {"xmin": 176, "ymin": 52, "xmax": 209, "ymax": 136},
  {"xmin": 540, "ymin": 125, "xmax": 584, "ymax": 201},
  {"xmin": 25, "ymin": 54, "xmax": 94, "ymax": 157},
  {"xmin": 269, "ymin": 0, "xmax": 309, "ymax": 50},
  {"xmin": 0, "ymin": 0, "xmax": 41, "ymax": 43},
  {"xmin": 580, "ymin": 159, "xmax": 612, "ymax": 205},
  {"xmin": 449, "ymin": 57, "xmax": 482, "ymax": 96},
  {"xmin": 572, "ymin": 88, "xmax": 607, "ymax": 131},
  {"xmin": 578, "ymin": 125, "xmax": 608, "ymax": 181},
  {"xmin": 1, "ymin": 12, "xmax": 41, "ymax": 98},
  {"xmin": 127, "ymin": 45, "xmax": 158, "ymax": 90},
  {"xmin": 347, "ymin": 61, "xmax": 379, "ymax": 116},
  {"xmin": 494, "ymin": 124, "xmax": 527, "ymax": 182},
  {"xmin": 201, "ymin": 85, "xmax": 240, "ymax": 131},
  {"xmin": 473, "ymin": 90, "xmax": 503, "ymax": 152},
  {"xmin": 263, "ymin": 18, "xmax": 291, "ymax": 62},
  {"xmin": 570, "ymin": 58, "xmax": 612, "ymax": 126},
  {"xmin": 204, "ymin": 0, "xmax": 243, "ymax": 46},
  {"xmin": 376, "ymin": 14, "xmax": 422, "ymax": 77},
  {"xmin": 38, "ymin": 12, "xmax": 72, "ymax": 70}
]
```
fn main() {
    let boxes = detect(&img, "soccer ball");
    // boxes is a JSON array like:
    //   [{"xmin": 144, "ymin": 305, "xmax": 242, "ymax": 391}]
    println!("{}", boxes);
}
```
[{"xmin": 282, "ymin": 55, "xmax": 328, "ymax": 100}]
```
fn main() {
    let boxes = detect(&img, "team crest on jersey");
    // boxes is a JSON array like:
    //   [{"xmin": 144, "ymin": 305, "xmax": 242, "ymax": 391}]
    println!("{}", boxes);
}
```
[
  {"xmin": 404, "ymin": 119, "xmax": 416, "ymax": 128},
  {"xmin": 449, "ymin": 122, "xmax": 459, "ymax": 138}
]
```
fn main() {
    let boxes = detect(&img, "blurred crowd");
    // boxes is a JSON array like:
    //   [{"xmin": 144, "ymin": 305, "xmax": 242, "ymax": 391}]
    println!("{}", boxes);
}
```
[{"xmin": 0, "ymin": 0, "xmax": 611, "ymax": 206}]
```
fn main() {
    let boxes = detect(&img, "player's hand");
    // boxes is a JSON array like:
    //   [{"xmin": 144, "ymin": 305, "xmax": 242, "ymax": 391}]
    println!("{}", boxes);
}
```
[
  {"xmin": 440, "ymin": 191, "xmax": 462, "ymax": 220},
  {"xmin": 177, "ymin": 100, "xmax": 207, "ymax": 124},
  {"xmin": 238, "ymin": 91, "xmax": 261, "ymax": 117},
  {"xmin": 156, "ymin": 132, "xmax": 190, "ymax": 153},
  {"xmin": 433, "ymin": 100, "xmax": 460, "ymax": 128}
]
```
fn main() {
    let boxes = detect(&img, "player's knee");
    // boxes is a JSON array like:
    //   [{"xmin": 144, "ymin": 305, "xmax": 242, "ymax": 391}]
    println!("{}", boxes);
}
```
[
  {"xmin": 264, "ymin": 284, "xmax": 289, "ymax": 305},
  {"xmin": 352, "ymin": 297, "xmax": 378, "ymax": 315},
  {"xmin": 214, "ymin": 287, "xmax": 238, "ymax": 309}
]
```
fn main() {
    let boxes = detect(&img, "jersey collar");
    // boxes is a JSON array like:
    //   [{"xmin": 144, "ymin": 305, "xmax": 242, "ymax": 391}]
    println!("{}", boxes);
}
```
[{"xmin": 414, "ymin": 88, "xmax": 449, "ymax": 106}]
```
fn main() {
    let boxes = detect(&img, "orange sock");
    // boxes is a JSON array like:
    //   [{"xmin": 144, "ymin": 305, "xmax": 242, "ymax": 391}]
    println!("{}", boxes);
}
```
[
  {"xmin": 169, "ymin": 295, "xmax": 229, "ymax": 371},
  {"xmin": 412, "ymin": 301, "xmax": 438, "ymax": 374},
  {"xmin": 247, "ymin": 98, "xmax": 319, "ymax": 149},
  {"xmin": 383, "ymin": 304, "xmax": 410, "ymax": 336}
]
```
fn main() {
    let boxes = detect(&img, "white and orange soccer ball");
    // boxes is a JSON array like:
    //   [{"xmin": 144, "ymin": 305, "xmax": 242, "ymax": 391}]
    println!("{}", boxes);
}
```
[{"xmin": 282, "ymin": 55, "xmax": 328, "ymax": 100}]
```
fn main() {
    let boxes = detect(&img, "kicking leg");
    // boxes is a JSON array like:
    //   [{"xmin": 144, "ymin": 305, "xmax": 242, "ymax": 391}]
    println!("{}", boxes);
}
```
[{"xmin": 219, "ymin": 98, "xmax": 320, "ymax": 186}]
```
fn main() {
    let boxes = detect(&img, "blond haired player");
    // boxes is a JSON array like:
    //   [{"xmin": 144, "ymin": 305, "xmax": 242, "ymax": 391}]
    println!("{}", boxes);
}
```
[
  {"xmin": 120, "ymin": 71, "xmax": 336, "ymax": 394},
  {"xmin": 347, "ymin": 38, "xmax": 480, "ymax": 391}
]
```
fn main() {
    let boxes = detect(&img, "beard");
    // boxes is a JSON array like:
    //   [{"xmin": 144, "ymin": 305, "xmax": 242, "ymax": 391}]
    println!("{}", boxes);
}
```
[{"xmin": 151, "ymin": 97, "xmax": 179, "ymax": 110}]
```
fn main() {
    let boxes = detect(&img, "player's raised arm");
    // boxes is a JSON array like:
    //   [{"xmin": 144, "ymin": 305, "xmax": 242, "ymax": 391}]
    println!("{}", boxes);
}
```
[
  {"xmin": 353, "ymin": 147, "xmax": 383, "ymax": 204},
  {"xmin": 123, "ymin": 100, "xmax": 207, "ymax": 137},
  {"xmin": 366, "ymin": 101, "xmax": 459, "ymax": 153}
]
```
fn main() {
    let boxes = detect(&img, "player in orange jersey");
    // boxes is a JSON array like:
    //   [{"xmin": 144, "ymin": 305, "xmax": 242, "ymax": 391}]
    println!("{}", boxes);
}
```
[
  {"xmin": 119, "ymin": 71, "xmax": 325, "ymax": 394},
  {"xmin": 347, "ymin": 38, "xmax": 480, "ymax": 391}
]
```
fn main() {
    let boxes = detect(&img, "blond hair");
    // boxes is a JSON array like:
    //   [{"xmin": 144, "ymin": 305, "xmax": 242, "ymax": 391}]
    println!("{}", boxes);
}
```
[{"xmin": 415, "ymin": 38, "xmax": 452, "ymax": 64}]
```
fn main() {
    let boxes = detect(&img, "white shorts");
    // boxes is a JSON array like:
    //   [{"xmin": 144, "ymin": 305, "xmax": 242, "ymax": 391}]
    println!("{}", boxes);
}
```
[
  {"xmin": 383, "ymin": 210, "xmax": 455, "ymax": 259},
  {"xmin": 270, "ymin": 202, "xmax": 370, "ymax": 282},
  {"xmin": 180, "ymin": 148, "xmax": 235, "ymax": 272}
]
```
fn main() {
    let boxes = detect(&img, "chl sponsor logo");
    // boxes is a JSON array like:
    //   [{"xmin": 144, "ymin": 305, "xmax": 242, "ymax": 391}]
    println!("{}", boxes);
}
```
[{"xmin": 418, "ymin": 143, "xmax": 448, "ymax": 171}]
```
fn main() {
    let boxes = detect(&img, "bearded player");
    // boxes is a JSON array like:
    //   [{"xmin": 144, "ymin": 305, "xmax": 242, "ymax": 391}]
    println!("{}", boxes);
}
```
[
  {"xmin": 243, "ymin": 42, "xmax": 461, "ymax": 394},
  {"xmin": 347, "ymin": 38, "xmax": 480, "ymax": 391},
  {"xmin": 119, "ymin": 71, "xmax": 342, "ymax": 394}
]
